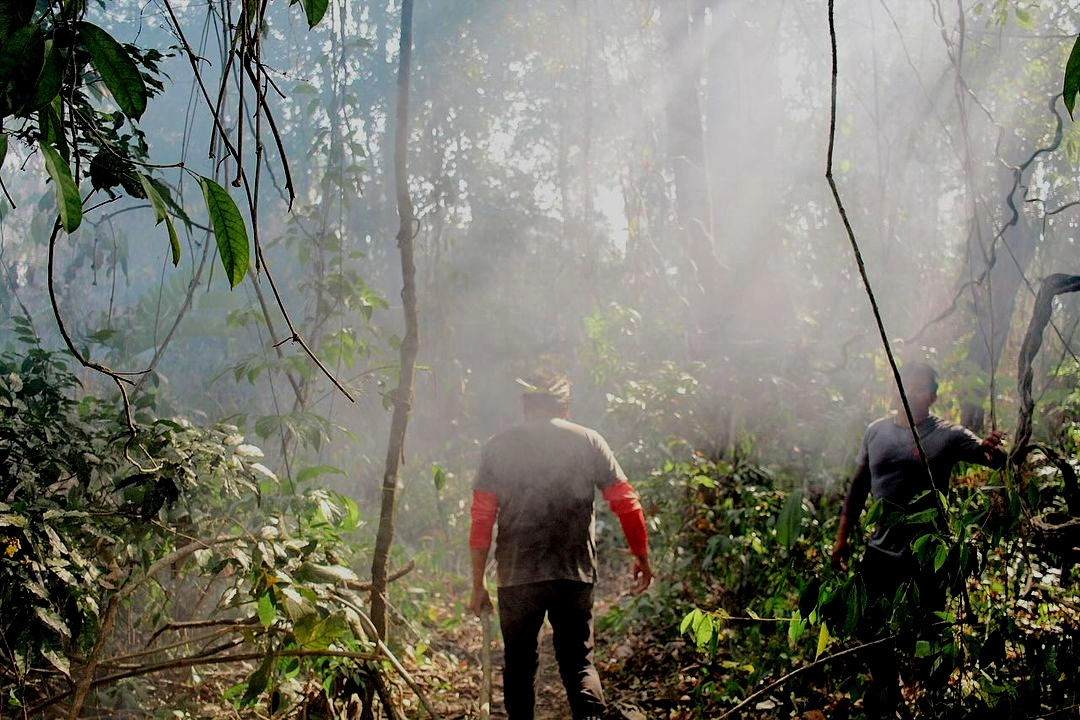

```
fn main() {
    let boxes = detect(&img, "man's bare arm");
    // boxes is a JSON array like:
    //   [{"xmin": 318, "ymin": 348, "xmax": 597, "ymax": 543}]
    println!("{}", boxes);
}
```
[{"xmin": 831, "ymin": 462, "xmax": 870, "ymax": 568}]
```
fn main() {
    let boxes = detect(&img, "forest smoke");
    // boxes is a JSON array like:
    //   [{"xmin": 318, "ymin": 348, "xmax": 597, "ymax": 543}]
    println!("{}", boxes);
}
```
[{"xmin": 0, "ymin": 0, "xmax": 1076, "ymax": 539}]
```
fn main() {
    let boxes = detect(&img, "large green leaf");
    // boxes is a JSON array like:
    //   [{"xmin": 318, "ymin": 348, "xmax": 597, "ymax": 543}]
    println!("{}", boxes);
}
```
[
  {"xmin": 775, "ymin": 489, "xmax": 805, "ymax": 548},
  {"xmin": 33, "ymin": 606, "xmax": 70, "ymax": 639},
  {"xmin": 240, "ymin": 651, "xmax": 274, "ymax": 707},
  {"xmin": 138, "ymin": 174, "xmax": 180, "ymax": 265},
  {"xmin": 0, "ymin": 0, "xmax": 34, "ymax": 47},
  {"xmin": 432, "ymin": 463, "xmax": 447, "ymax": 492},
  {"xmin": 787, "ymin": 608, "xmax": 806, "ymax": 646},
  {"xmin": 815, "ymin": 622, "xmax": 830, "ymax": 660},
  {"xmin": 38, "ymin": 100, "xmax": 66, "ymax": 158},
  {"xmin": 78, "ymin": 22, "xmax": 147, "ymax": 120},
  {"xmin": 301, "ymin": 0, "xmax": 329, "ymax": 28},
  {"xmin": 292, "ymin": 611, "xmax": 350, "ymax": 650},
  {"xmin": 256, "ymin": 590, "xmax": 276, "ymax": 628},
  {"xmin": 0, "ymin": 24, "xmax": 44, "ymax": 117},
  {"xmin": 1065, "ymin": 34, "xmax": 1080, "ymax": 118},
  {"xmin": 40, "ymin": 143, "xmax": 82, "ymax": 233},
  {"xmin": 199, "ymin": 176, "xmax": 249, "ymax": 288},
  {"xmin": 26, "ymin": 39, "xmax": 63, "ymax": 113},
  {"xmin": 144, "ymin": 175, "xmax": 193, "ymax": 229},
  {"xmin": 41, "ymin": 648, "xmax": 70, "ymax": 679}
]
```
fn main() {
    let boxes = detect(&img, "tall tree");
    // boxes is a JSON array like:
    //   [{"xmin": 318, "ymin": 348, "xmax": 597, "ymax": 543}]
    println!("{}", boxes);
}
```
[
  {"xmin": 660, "ymin": 0, "xmax": 721, "ymax": 344},
  {"xmin": 370, "ymin": 0, "xmax": 419, "ymax": 644}
]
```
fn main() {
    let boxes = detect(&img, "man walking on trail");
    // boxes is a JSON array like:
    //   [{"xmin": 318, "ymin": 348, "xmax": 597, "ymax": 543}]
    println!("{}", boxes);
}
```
[
  {"xmin": 469, "ymin": 369, "xmax": 652, "ymax": 720},
  {"xmin": 831, "ymin": 362, "xmax": 1006, "ymax": 715}
]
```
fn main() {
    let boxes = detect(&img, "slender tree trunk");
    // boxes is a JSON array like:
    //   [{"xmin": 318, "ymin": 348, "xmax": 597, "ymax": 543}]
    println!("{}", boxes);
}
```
[
  {"xmin": 660, "ymin": 0, "xmax": 719, "ymax": 335},
  {"xmin": 961, "ymin": 214, "xmax": 1036, "ymax": 432},
  {"xmin": 370, "ymin": 0, "xmax": 418, "ymax": 643}
]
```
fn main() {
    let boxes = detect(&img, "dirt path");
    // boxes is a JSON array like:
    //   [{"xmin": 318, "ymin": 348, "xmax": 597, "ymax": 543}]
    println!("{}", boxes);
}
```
[{"xmin": 404, "ymin": 577, "xmax": 644, "ymax": 720}]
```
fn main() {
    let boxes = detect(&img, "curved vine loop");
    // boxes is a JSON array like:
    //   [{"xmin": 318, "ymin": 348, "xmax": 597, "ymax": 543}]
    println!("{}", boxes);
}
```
[
  {"xmin": 1011, "ymin": 273, "xmax": 1080, "ymax": 516},
  {"xmin": 906, "ymin": 95, "xmax": 1066, "ymax": 348}
]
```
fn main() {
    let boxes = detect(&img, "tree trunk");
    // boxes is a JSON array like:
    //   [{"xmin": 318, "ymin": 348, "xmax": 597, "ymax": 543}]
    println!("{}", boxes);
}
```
[
  {"xmin": 960, "ymin": 97, "xmax": 1063, "ymax": 432},
  {"xmin": 961, "ymin": 220, "xmax": 1036, "ymax": 432},
  {"xmin": 370, "ymin": 0, "xmax": 418, "ymax": 643},
  {"xmin": 659, "ymin": 0, "xmax": 720, "ymax": 338}
]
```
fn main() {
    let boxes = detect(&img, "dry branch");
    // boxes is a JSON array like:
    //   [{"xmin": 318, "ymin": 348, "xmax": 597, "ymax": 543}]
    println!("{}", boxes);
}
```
[
  {"xmin": 1011, "ymin": 273, "xmax": 1080, "ymax": 516},
  {"xmin": 31, "ymin": 646, "xmax": 380, "ymax": 716},
  {"xmin": 335, "ymin": 589, "xmax": 440, "ymax": 719},
  {"xmin": 718, "ymin": 637, "xmax": 896, "ymax": 720}
]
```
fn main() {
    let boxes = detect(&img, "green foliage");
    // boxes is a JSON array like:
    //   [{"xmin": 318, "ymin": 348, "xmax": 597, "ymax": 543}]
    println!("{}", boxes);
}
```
[
  {"xmin": 78, "ymin": 21, "xmax": 148, "ymax": 120},
  {"xmin": 1064, "ymin": 34, "xmax": 1080, "ymax": 117},
  {"xmin": 0, "ymin": 9, "xmax": 166, "ymax": 189},
  {"xmin": 584, "ymin": 341, "xmax": 1079, "ymax": 719},
  {"xmin": 199, "ymin": 175, "xmax": 251, "ymax": 289},
  {"xmin": 0, "ymin": 341, "xmax": 380, "ymax": 716},
  {"xmin": 636, "ymin": 444, "xmax": 1080, "ymax": 719},
  {"xmin": 581, "ymin": 301, "xmax": 710, "ymax": 467},
  {"xmin": 138, "ymin": 173, "xmax": 181, "ymax": 265},
  {"xmin": 40, "ymin": 142, "xmax": 82, "ymax": 232},
  {"xmin": 0, "ymin": 346, "xmax": 121, "ymax": 676},
  {"xmin": 0, "ymin": 2, "xmax": 329, "ymax": 294},
  {"xmin": 300, "ymin": 0, "xmax": 330, "ymax": 29}
]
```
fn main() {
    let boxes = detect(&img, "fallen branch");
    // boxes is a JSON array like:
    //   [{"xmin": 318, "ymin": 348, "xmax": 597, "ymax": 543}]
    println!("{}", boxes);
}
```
[
  {"xmin": 718, "ymin": 637, "xmax": 896, "ymax": 720},
  {"xmin": 333, "ymin": 589, "xmax": 440, "ymax": 719},
  {"xmin": 31, "ymin": 646, "xmax": 380, "ymax": 715},
  {"xmin": 346, "ymin": 558, "xmax": 416, "ymax": 592},
  {"xmin": 149, "ymin": 618, "xmax": 259, "ymax": 646}
]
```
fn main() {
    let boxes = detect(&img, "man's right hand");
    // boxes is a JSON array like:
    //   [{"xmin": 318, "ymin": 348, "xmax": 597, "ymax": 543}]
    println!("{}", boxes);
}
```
[
  {"xmin": 830, "ymin": 540, "xmax": 849, "ymax": 571},
  {"xmin": 470, "ymin": 587, "xmax": 493, "ymax": 617},
  {"xmin": 632, "ymin": 554, "xmax": 653, "ymax": 594}
]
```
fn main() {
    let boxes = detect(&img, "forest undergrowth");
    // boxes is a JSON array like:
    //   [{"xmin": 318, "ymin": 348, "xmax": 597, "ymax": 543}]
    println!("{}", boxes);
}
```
[
  {"xmin": 393, "ymin": 449, "xmax": 1080, "ymax": 720},
  {"xmin": 3, "ymin": 341, "xmax": 1080, "ymax": 720}
]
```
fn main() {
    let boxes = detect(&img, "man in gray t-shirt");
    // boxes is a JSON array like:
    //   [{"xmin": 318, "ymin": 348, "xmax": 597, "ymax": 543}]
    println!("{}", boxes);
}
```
[
  {"xmin": 830, "ymin": 363, "xmax": 1005, "ymax": 715},
  {"xmin": 475, "ymin": 415, "xmax": 623, "ymax": 587},
  {"xmin": 832, "ymin": 364, "xmax": 1005, "ymax": 575},
  {"xmin": 856, "ymin": 414, "xmax": 992, "ymax": 559}
]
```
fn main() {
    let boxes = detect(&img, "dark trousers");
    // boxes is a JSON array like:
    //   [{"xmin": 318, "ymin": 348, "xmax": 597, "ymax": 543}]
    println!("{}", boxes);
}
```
[
  {"xmin": 497, "ymin": 580, "xmax": 605, "ymax": 720},
  {"xmin": 857, "ymin": 547, "xmax": 949, "ymax": 718}
]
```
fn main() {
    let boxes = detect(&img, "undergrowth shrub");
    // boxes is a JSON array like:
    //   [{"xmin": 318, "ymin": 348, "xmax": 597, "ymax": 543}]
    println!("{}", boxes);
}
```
[
  {"xmin": 597, "ymin": 448, "xmax": 842, "ymax": 716},
  {"xmin": 595, "ymin": 433, "xmax": 1079, "ymax": 720},
  {"xmin": 667, "ymin": 455, "xmax": 1079, "ymax": 719},
  {"xmin": 0, "ymin": 342, "xmax": 394, "ymax": 718}
]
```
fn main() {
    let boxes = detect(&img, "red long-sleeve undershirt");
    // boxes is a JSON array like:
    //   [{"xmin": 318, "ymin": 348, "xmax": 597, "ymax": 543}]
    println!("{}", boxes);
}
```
[
  {"xmin": 468, "ymin": 480, "xmax": 648, "ymax": 557},
  {"xmin": 603, "ymin": 480, "xmax": 649, "ymax": 557},
  {"xmin": 469, "ymin": 490, "xmax": 498, "ymax": 550}
]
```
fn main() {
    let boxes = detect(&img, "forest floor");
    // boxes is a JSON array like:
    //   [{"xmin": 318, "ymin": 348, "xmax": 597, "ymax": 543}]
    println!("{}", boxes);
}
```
[
  {"xmin": 400, "ymin": 589, "xmax": 664, "ymax": 720},
  {"xmin": 393, "ymin": 571, "xmax": 866, "ymax": 720}
]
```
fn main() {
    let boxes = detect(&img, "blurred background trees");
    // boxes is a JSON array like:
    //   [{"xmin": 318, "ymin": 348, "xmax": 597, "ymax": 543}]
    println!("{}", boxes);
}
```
[{"xmin": 2, "ymin": 0, "xmax": 1080, "ymax": 717}]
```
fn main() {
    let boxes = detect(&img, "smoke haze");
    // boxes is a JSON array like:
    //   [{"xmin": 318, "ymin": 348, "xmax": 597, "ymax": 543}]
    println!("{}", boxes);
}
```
[{"xmin": 1, "ymin": 0, "xmax": 1075, "ymax": 537}]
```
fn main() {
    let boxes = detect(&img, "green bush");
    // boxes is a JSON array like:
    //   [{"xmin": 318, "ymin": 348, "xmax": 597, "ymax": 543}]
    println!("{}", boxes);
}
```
[
  {"xmin": 596, "ymin": 433, "xmax": 1079, "ymax": 719},
  {"xmin": 0, "ymin": 343, "xmax": 388, "ymax": 717}
]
